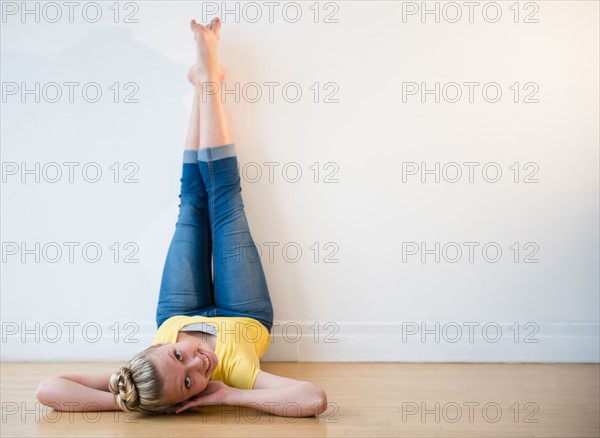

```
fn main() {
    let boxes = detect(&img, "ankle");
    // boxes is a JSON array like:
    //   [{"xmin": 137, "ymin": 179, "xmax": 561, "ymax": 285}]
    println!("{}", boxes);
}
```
[
  {"xmin": 188, "ymin": 64, "xmax": 222, "ymax": 87},
  {"xmin": 194, "ymin": 75, "xmax": 220, "ymax": 90},
  {"xmin": 200, "ymin": 72, "xmax": 221, "ymax": 83}
]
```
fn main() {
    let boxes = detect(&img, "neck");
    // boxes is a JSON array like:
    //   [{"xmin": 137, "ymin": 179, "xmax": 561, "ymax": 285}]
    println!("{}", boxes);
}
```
[{"xmin": 177, "ymin": 330, "xmax": 217, "ymax": 352}]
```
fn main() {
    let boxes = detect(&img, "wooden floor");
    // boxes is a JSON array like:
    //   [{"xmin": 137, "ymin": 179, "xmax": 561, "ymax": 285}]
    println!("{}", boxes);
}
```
[{"xmin": 1, "ymin": 362, "xmax": 598, "ymax": 437}]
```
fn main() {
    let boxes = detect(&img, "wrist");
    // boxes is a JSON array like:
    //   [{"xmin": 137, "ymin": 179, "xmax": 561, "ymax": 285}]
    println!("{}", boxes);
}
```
[{"xmin": 224, "ymin": 386, "xmax": 239, "ymax": 405}]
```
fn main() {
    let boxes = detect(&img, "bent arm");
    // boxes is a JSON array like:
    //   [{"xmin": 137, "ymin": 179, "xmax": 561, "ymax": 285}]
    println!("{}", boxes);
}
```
[
  {"xmin": 36, "ymin": 373, "xmax": 119, "ymax": 412},
  {"xmin": 226, "ymin": 383, "xmax": 327, "ymax": 417},
  {"xmin": 226, "ymin": 371, "xmax": 327, "ymax": 417}
]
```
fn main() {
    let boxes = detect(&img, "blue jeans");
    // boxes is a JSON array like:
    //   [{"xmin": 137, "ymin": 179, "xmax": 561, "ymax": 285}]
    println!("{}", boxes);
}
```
[{"xmin": 155, "ymin": 144, "xmax": 274, "ymax": 333}]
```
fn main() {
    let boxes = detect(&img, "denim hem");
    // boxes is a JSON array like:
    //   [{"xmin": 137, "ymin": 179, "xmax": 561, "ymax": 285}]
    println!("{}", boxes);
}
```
[
  {"xmin": 197, "ymin": 144, "xmax": 236, "ymax": 162},
  {"xmin": 183, "ymin": 150, "xmax": 198, "ymax": 163}
]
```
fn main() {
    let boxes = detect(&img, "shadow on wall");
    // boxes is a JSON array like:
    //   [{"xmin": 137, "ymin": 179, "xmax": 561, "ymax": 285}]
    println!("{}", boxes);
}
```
[
  {"xmin": 2, "ymin": 27, "xmax": 191, "ymax": 228},
  {"xmin": 1, "ymin": 27, "xmax": 196, "ymax": 319},
  {"xmin": 2, "ymin": 26, "xmax": 299, "ymax": 322}
]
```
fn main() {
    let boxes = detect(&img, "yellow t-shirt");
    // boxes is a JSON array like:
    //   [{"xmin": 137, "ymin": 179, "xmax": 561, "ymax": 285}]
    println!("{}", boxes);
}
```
[{"xmin": 151, "ymin": 316, "xmax": 270, "ymax": 390}]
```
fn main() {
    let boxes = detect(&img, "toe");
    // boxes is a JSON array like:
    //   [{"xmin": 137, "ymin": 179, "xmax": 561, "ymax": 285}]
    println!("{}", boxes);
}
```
[
  {"xmin": 192, "ymin": 19, "xmax": 209, "ymax": 33},
  {"xmin": 213, "ymin": 17, "xmax": 221, "ymax": 38},
  {"xmin": 190, "ymin": 19, "xmax": 203, "ymax": 38}
]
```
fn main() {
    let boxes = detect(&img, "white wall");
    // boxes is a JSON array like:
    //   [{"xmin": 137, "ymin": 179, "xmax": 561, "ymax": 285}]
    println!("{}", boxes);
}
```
[{"xmin": 1, "ymin": 1, "xmax": 598, "ymax": 362}]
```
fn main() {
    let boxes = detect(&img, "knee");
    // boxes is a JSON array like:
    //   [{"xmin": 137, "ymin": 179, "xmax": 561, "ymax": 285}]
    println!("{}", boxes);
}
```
[{"xmin": 156, "ymin": 314, "xmax": 166, "ymax": 329}]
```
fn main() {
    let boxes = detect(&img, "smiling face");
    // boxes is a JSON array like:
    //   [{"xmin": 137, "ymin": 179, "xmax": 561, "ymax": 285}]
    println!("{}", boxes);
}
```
[{"xmin": 149, "ymin": 341, "xmax": 218, "ymax": 406}]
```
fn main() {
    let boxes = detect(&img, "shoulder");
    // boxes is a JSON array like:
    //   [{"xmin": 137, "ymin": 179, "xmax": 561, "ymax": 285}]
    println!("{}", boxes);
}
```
[{"xmin": 216, "ymin": 317, "xmax": 271, "ymax": 354}]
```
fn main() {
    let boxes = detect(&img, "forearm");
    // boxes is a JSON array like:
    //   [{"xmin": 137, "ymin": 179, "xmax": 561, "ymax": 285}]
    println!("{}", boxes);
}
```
[
  {"xmin": 226, "ymin": 383, "xmax": 327, "ymax": 417},
  {"xmin": 36, "ymin": 377, "xmax": 119, "ymax": 412}
]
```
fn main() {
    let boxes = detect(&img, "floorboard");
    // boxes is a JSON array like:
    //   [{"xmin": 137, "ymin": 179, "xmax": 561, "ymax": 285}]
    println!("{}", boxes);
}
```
[{"xmin": 1, "ymin": 362, "xmax": 598, "ymax": 437}]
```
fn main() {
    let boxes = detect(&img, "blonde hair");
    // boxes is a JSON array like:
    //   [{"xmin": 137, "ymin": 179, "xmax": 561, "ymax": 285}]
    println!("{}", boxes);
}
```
[{"xmin": 108, "ymin": 345, "xmax": 168, "ymax": 414}]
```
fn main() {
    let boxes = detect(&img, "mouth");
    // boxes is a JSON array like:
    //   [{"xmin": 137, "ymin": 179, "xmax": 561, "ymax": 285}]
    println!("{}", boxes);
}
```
[{"xmin": 200, "ymin": 352, "xmax": 211, "ymax": 376}]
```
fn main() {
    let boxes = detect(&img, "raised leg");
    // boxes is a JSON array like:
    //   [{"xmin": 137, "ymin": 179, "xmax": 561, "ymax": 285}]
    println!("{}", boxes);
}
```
[
  {"xmin": 198, "ymin": 146, "xmax": 274, "ymax": 333},
  {"xmin": 155, "ymin": 156, "xmax": 214, "ymax": 328},
  {"xmin": 155, "ymin": 87, "xmax": 213, "ymax": 329},
  {"xmin": 191, "ymin": 18, "xmax": 274, "ymax": 332}
]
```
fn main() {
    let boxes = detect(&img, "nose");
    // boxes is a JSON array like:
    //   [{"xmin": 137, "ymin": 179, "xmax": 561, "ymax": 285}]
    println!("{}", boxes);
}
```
[{"xmin": 187, "ymin": 351, "xmax": 204, "ymax": 372}]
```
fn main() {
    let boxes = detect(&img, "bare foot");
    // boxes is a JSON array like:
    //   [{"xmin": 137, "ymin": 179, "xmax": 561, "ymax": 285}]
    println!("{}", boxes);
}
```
[{"xmin": 187, "ymin": 17, "xmax": 223, "ymax": 86}]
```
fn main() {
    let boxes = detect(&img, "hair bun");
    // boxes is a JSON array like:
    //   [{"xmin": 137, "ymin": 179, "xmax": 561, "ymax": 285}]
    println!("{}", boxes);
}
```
[{"xmin": 109, "ymin": 366, "xmax": 140, "ymax": 412}]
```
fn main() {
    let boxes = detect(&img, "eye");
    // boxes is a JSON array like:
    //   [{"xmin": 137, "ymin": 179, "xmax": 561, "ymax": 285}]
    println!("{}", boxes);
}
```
[
  {"xmin": 185, "ymin": 376, "xmax": 191, "ymax": 389},
  {"xmin": 175, "ymin": 351, "xmax": 183, "ymax": 361}
]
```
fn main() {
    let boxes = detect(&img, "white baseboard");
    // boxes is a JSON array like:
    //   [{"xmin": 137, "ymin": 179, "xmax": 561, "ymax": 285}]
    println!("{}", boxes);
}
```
[{"xmin": 1, "ymin": 320, "xmax": 598, "ymax": 363}]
